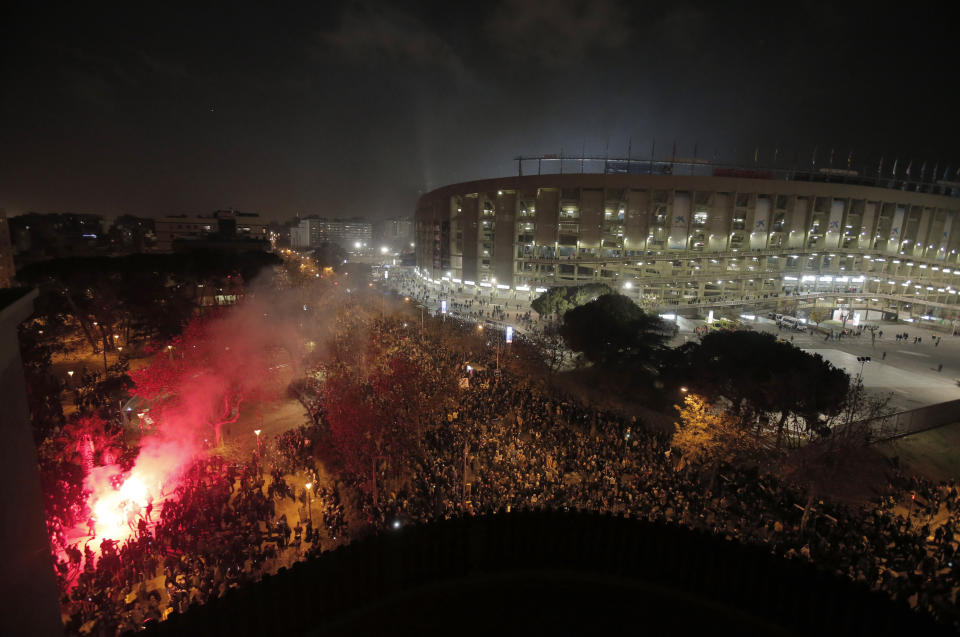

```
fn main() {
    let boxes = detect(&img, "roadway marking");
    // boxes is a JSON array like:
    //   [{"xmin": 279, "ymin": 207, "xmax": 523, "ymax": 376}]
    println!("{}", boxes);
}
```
[{"xmin": 897, "ymin": 350, "xmax": 931, "ymax": 358}]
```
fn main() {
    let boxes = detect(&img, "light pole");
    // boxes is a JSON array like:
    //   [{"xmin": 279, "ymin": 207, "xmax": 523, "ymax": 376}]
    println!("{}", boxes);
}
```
[
  {"xmin": 254, "ymin": 429, "xmax": 262, "ymax": 456},
  {"xmin": 66, "ymin": 370, "xmax": 74, "ymax": 388},
  {"xmin": 305, "ymin": 482, "xmax": 313, "ymax": 523},
  {"xmin": 856, "ymin": 356, "xmax": 871, "ymax": 383}
]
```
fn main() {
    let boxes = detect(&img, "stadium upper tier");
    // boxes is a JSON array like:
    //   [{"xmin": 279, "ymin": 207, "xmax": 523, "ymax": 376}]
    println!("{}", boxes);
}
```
[{"xmin": 415, "ymin": 171, "xmax": 960, "ymax": 318}]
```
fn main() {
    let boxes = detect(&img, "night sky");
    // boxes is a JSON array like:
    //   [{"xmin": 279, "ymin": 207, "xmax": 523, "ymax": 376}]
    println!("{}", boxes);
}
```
[{"xmin": 3, "ymin": 1, "xmax": 958, "ymax": 221}]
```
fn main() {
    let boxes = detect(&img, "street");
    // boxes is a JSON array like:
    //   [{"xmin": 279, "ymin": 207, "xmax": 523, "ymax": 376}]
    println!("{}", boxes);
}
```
[{"xmin": 391, "ymin": 269, "xmax": 960, "ymax": 411}]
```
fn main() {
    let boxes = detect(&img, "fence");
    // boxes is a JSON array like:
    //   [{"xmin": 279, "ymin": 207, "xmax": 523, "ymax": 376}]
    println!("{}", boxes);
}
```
[{"xmin": 867, "ymin": 398, "xmax": 960, "ymax": 441}]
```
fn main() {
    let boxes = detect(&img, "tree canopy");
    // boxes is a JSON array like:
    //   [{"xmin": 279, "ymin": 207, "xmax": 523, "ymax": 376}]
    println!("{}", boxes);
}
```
[
  {"xmin": 670, "ymin": 331, "xmax": 849, "ymax": 443},
  {"xmin": 531, "ymin": 283, "xmax": 612, "ymax": 316},
  {"xmin": 808, "ymin": 308, "xmax": 830, "ymax": 325},
  {"xmin": 559, "ymin": 293, "xmax": 669, "ymax": 370},
  {"xmin": 672, "ymin": 393, "xmax": 749, "ymax": 470},
  {"xmin": 16, "ymin": 250, "xmax": 281, "ymax": 356}
]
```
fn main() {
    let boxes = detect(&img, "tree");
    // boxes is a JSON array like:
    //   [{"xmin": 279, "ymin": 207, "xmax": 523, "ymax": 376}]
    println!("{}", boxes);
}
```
[
  {"xmin": 128, "ymin": 308, "xmax": 287, "ymax": 447},
  {"xmin": 16, "ymin": 250, "xmax": 282, "ymax": 360},
  {"xmin": 531, "ymin": 283, "xmax": 612, "ymax": 317},
  {"xmin": 18, "ymin": 319, "xmax": 67, "ymax": 444},
  {"xmin": 672, "ymin": 331, "xmax": 849, "ymax": 446},
  {"xmin": 780, "ymin": 380, "xmax": 892, "ymax": 529},
  {"xmin": 312, "ymin": 242, "xmax": 347, "ymax": 271},
  {"xmin": 808, "ymin": 307, "xmax": 830, "ymax": 325},
  {"xmin": 559, "ymin": 293, "xmax": 669, "ymax": 370},
  {"xmin": 672, "ymin": 393, "xmax": 750, "ymax": 470}
]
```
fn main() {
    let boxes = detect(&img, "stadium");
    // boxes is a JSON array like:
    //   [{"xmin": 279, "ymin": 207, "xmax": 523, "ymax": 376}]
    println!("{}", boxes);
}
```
[{"xmin": 415, "ymin": 156, "xmax": 960, "ymax": 324}]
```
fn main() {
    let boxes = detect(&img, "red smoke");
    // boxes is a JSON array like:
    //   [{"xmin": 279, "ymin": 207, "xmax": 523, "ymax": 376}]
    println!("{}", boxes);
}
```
[{"xmin": 80, "ymin": 296, "xmax": 297, "ymax": 546}]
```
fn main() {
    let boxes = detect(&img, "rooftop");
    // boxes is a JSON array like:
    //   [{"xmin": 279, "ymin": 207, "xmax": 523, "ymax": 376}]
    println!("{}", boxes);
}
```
[{"xmin": 512, "ymin": 155, "xmax": 960, "ymax": 198}]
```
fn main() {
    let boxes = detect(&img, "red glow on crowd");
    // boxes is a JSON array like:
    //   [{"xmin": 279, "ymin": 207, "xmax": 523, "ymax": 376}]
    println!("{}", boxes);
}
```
[{"xmin": 78, "ymin": 432, "xmax": 200, "ymax": 547}]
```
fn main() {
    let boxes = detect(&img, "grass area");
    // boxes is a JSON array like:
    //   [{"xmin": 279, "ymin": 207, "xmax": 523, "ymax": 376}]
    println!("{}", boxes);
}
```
[{"xmin": 874, "ymin": 421, "xmax": 960, "ymax": 482}]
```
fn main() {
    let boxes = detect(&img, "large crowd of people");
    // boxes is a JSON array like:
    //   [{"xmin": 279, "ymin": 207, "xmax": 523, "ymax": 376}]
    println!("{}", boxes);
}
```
[{"xmin": 51, "ymin": 297, "xmax": 960, "ymax": 635}]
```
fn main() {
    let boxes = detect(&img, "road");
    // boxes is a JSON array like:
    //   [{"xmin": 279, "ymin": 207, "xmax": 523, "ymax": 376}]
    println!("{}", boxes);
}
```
[{"xmin": 389, "ymin": 269, "xmax": 960, "ymax": 412}]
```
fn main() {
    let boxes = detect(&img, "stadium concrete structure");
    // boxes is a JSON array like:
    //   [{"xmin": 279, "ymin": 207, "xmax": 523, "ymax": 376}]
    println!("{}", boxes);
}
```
[{"xmin": 415, "ymin": 159, "xmax": 960, "ymax": 321}]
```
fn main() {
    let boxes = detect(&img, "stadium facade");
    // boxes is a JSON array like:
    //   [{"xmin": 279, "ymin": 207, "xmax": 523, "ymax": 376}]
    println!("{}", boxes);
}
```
[{"xmin": 415, "ymin": 160, "xmax": 960, "ymax": 321}]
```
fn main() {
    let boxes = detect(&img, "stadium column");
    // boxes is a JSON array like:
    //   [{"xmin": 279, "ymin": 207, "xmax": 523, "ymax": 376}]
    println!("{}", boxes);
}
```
[
  {"xmin": 708, "ymin": 193, "xmax": 731, "ymax": 252},
  {"xmin": 534, "ymin": 188, "xmax": 559, "ymax": 257},
  {"xmin": 750, "ymin": 195, "xmax": 771, "ymax": 250},
  {"xmin": 461, "ymin": 196, "xmax": 479, "ymax": 283},
  {"xmin": 624, "ymin": 188, "xmax": 649, "ymax": 253},
  {"xmin": 579, "ymin": 188, "xmax": 603, "ymax": 258},
  {"xmin": 494, "ymin": 190, "xmax": 516, "ymax": 286},
  {"xmin": 787, "ymin": 197, "xmax": 808, "ymax": 249},
  {"xmin": 860, "ymin": 201, "xmax": 878, "ymax": 251},
  {"xmin": 916, "ymin": 207, "xmax": 934, "ymax": 258},
  {"xmin": 824, "ymin": 199, "xmax": 845, "ymax": 249},
  {"xmin": 668, "ymin": 191, "xmax": 690, "ymax": 251},
  {"xmin": 887, "ymin": 205, "xmax": 906, "ymax": 254}
]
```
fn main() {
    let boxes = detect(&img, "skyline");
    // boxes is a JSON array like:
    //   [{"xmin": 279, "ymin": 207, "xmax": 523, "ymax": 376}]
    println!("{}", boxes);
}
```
[{"xmin": 4, "ymin": 1, "xmax": 960, "ymax": 222}]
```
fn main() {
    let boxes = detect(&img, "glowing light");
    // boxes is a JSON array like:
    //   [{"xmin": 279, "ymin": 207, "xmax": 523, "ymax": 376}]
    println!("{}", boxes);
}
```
[{"xmin": 90, "ymin": 474, "xmax": 151, "ymax": 542}]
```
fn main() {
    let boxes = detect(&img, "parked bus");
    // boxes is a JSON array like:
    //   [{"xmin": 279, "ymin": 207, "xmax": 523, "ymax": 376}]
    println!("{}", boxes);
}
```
[
  {"xmin": 778, "ymin": 316, "xmax": 806, "ymax": 331},
  {"xmin": 710, "ymin": 318, "xmax": 741, "ymax": 331}
]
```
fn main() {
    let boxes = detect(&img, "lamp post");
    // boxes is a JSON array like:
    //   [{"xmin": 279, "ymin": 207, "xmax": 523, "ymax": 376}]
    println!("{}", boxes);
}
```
[
  {"xmin": 254, "ymin": 429, "xmax": 262, "ymax": 456},
  {"xmin": 66, "ymin": 370, "xmax": 74, "ymax": 388},
  {"xmin": 305, "ymin": 482, "xmax": 313, "ymax": 523},
  {"xmin": 167, "ymin": 344, "xmax": 174, "ymax": 361}
]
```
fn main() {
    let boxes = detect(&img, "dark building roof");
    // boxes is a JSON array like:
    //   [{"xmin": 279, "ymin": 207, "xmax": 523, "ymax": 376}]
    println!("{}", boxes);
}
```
[{"xmin": 0, "ymin": 287, "xmax": 34, "ymax": 313}]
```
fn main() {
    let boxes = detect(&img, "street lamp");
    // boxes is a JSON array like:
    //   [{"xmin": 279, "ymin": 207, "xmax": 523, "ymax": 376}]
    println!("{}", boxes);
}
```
[
  {"xmin": 254, "ymin": 429, "xmax": 262, "ymax": 455},
  {"xmin": 305, "ymin": 482, "xmax": 313, "ymax": 523},
  {"xmin": 680, "ymin": 386, "xmax": 688, "ymax": 393}
]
